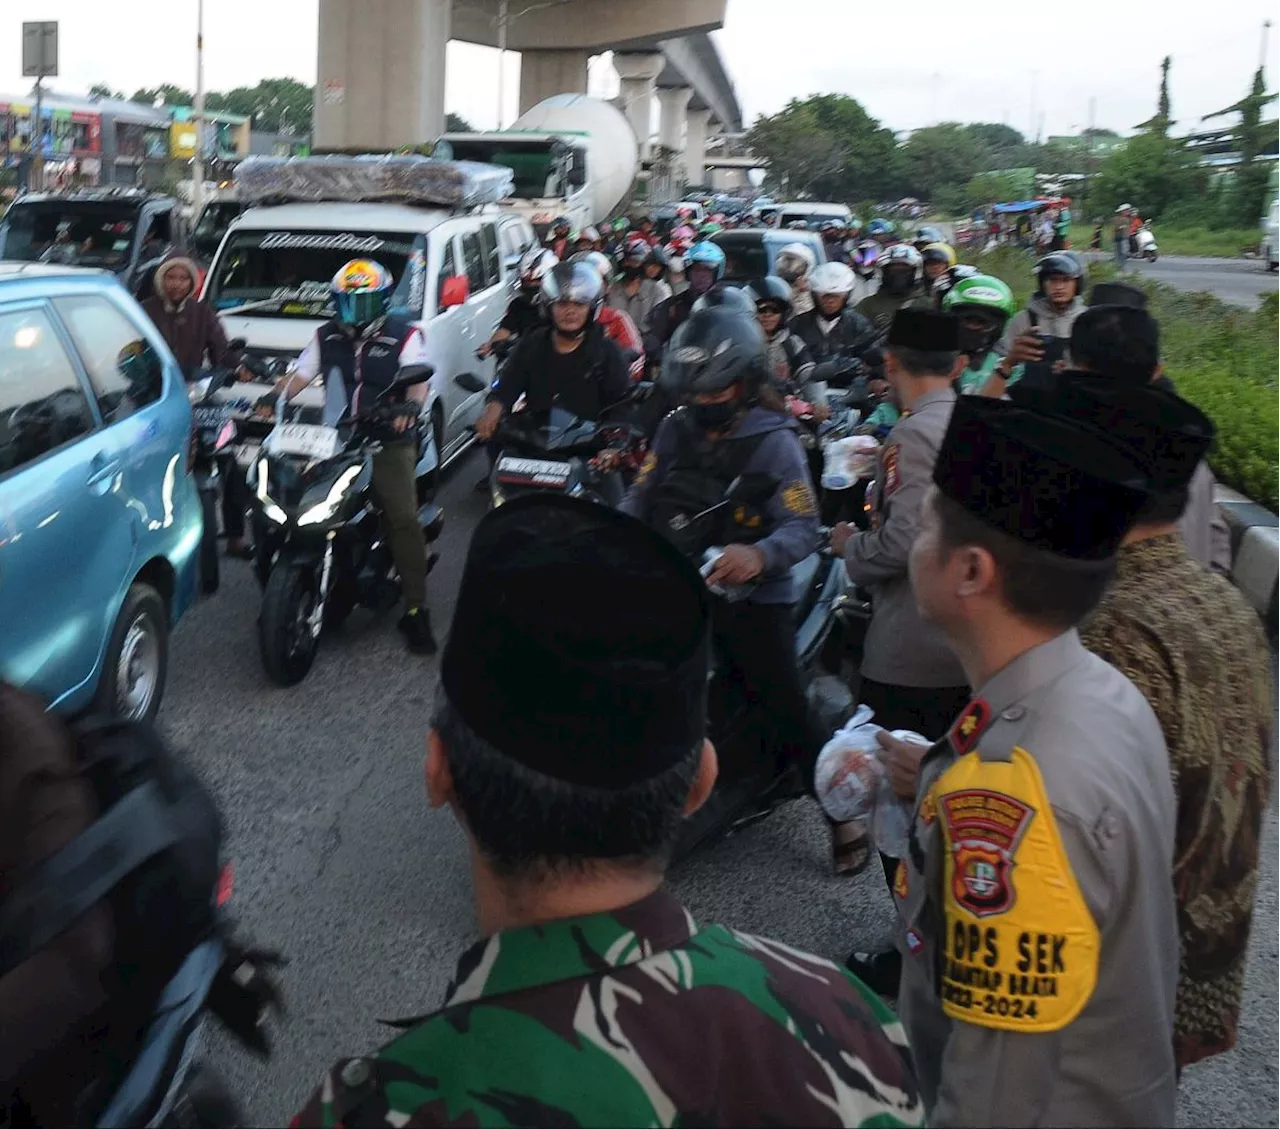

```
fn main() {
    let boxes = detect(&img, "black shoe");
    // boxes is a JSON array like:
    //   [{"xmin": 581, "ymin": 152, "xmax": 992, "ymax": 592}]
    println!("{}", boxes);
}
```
[
  {"xmin": 844, "ymin": 949, "xmax": 902, "ymax": 997},
  {"xmin": 398, "ymin": 607, "xmax": 438, "ymax": 655}
]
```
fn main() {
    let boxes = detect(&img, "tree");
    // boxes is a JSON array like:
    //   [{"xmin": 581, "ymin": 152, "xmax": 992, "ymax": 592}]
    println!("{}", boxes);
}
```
[
  {"xmin": 1135, "ymin": 56, "xmax": 1173, "ymax": 136},
  {"xmin": 445, "ymin": 113, "xmax": 474, "ymax": 132},
  {"xmin": 1204, "ymin": 66, "xmax": 1279, "ymax": 223},
  {"xmin": 1091, "ymin": 130, "xmax": 1202, "ymax": 220},
  {"xmin": 130, "ymin": 84, "xmax": 195, "ymax": 108},
  {"xmin": 962, "ymin": 123, "xmax": 1029, "ymax": 171},
  {"xmin": 88, "ymin": 82, "xmax": 125, "ymax": 101},
  {"xmin": 746, "ymin": 94, "xmax": 903, "ymax": 201},
  {"xmin": 206, "ymin": 77, "xmax": 313, "ymax": 133},
  {"xmin": 901, "ymin": 123, "xmax": 984, "ymax": 204}
]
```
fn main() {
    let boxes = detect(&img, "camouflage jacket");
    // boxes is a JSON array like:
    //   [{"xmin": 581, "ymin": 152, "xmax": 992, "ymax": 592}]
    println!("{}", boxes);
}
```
[
  {"xmin": 1081, "ymin": 534, "xmax": 1274, "ymax": 1067},
  {"xmin": 291, "ymin": 890, "xmax": 924, "ymax": 1127}
]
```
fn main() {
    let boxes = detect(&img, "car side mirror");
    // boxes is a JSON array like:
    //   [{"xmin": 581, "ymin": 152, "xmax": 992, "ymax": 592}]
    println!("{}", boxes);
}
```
[
  {"xmin": 726, "ymin": 471, "xmax": 779, "ymax": 507},
  {"xmin": 395, "ymin": 363, "xmax": 435, "ymax": 388},
  {"xmin": 454, "ymin": 372, "xmax": 486, "ymax": 394},
  {"xmin": 440, "ymin": 275, "xmax": 470, "ymax": 309}
]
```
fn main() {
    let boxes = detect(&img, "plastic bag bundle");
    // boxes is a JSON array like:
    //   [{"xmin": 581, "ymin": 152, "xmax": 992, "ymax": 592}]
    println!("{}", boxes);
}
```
[
  {"xmin": 821, "ymin": 434, "xmax": 880, "ymax": 491},
  {"xmin": 813, "ymin": 704, "xmax": 882, "ymax": 821},
  {"xmin": 872, "ymin": 730, "xmax": 930, "ymax": 858},
  {"xmin": 234, "ymin": 154, "xmax": 516, "ymax": 209}
]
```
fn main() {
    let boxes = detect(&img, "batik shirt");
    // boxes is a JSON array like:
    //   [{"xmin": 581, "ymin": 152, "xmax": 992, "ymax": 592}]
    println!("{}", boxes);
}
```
[{"xmin": 291, "ymin": 890, "xmax": 924, "ymax": 1127}]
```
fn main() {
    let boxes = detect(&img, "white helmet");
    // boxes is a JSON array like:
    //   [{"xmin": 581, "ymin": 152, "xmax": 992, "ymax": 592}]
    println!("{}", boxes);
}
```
[
  {"xmin": 1116, "ymin": 203, "xmax": 1132, "ymax": 213},
  {"xmin": 574, "ymin": 250, "xmax": 615, "ymax": 284},
  {"xmin": 880, "ymin": 243, "xmax": 923, "ymax": 280},
  {"xmin": 519, "ymin": 247, "xmax": 559, "ymax": 286},
  {"xmin": 809, "ymin": 261, "xmax": 858, "ymax": 297},
  {"xmin": 774, "ymin": 241, "xmax": 816, "ymax": 284}
]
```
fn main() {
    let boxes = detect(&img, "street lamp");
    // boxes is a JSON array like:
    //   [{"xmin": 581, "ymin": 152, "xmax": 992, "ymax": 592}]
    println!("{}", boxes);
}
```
[{"xmin": 192, "ymin": 0, "xmax": 206, "ymax": 214}]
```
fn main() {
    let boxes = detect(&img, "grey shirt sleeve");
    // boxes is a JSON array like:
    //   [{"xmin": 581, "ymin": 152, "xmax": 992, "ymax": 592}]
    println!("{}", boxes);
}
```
[{"xmin": 844, "ymin": 420, "xmax": 932, "ymax": 586}]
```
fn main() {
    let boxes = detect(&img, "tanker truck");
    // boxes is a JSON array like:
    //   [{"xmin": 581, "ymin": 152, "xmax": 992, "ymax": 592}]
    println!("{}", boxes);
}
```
[{"xmin": 435, "ymin": 94, "xmax": 640, "ymax": 238}]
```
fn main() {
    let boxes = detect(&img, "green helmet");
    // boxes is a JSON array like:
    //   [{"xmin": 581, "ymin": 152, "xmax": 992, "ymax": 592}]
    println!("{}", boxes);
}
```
[
  {"xmin": 942, "ymin": 274, "xmax": 1017, "ymax": 319},
  {"xmin": 699, "ymin": 220, "xmax": 722, "ymax": 236},
  {"xmin": 613, "ymin": 217, "xmax": 629, "ymax": 232}
]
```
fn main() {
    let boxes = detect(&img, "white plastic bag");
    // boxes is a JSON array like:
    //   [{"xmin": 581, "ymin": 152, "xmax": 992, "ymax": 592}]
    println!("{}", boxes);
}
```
[
  {"xmin": 871, "ymin": 730, "xmax": 930, "ymax": 858},
  {"xmin": 814, "ymin": 704, "xmax": 882, "ymax": 821},
  {"xmin": 821, "ymin": 435, "xmax": 879, "ymax": 491}
]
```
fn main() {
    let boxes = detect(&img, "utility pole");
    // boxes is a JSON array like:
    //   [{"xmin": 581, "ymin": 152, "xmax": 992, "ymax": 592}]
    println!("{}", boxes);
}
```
[
  {"xmin": 192, "ymin": 0, "xmax": 206, "ymax": 214},
  {"xmin": 1261, "ymin": 20, "xmax": 1272, "ymax": 71}
]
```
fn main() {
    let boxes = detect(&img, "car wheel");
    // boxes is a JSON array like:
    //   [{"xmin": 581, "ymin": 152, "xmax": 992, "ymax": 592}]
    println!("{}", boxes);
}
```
[{"xmin": 94, "ymin": 583, "xmax": 169, "ymax": 724}]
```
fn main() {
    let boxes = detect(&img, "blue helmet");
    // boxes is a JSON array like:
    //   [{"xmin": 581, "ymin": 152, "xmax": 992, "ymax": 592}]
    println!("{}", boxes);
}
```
[{"xmin": 684, "ymin": 240, "xmax": 727, "ymax": 282}]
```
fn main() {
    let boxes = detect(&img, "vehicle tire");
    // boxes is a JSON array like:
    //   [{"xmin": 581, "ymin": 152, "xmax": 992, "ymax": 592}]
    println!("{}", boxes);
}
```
[
  {"xmin": 199, "ymin": 490, "xmax": 220, "ymax": 595},
  {"xmin": 258, "ymin": 562, "xmax": 320, "ymax": 687},
  {"xmin": 1146, "ymin": 250, "xmax": 1158, "ymax": 262},
  {"xmin": 94, "ymin": 582, "xmax": 169, "ymax": 724},
  {"xmin": 418, "ymin": 405, "xmax": 445, "ymax": 506},
  {"xmin": 1269, "ymin": 259, "xmax": 1278, "ymax": 273}
]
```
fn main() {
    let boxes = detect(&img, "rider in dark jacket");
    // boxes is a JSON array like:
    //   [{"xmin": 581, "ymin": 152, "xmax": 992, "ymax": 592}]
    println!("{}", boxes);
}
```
[
  {"xmin": 788, "ymin": 262, "xmax": 880, "ymax": 408},
  {"xmin": 642, "ymin": 240, "xmax": 726, "ymax": 363}
]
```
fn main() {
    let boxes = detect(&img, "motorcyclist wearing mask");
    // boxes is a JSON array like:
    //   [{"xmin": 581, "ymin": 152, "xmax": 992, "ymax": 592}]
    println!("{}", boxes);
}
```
[
  {"xmin": 278, "ymin": 259, "xmax": 436, "ymax": 653},
  {"xmin": 643, "ymin": 240, "xmax": 726, "ymax": 365},
  {"xmin": 789, "ymin": 262, "xmax": 879, "ymax": 409},
  {"xmin": 919, "ymin": 242, "xmax": 956, "ymax": 291},
  {"xmin": 477, "ymin": 247, "xmax": 556, "ymax": 359},
  {"xmin": 748, "ymin": 275, "xmax": 824, "ymax": 413},
  {"xmin": 773, "ymin": 241, "xmax": 817, "ymax": 316},
  {"xmin": 621, "ymin": 306, "xmax": 860, "ymax": 875},
  {"xmin": 854, "ymin": 244, "xmax": 930, "ymax": 334},
  {"xmin": 544, "ymin": 215, "xmax": 572, "ymax": 259},
  {"xmin": 980, "ymin": 251, "xmax": 1086, "ymax": 398},
  {"xmin": 929, "ymin": 262, "xmax": 980, "ymax": 309},
  {"xmin": 475, "ymin": 261, "xmax": 630, "ymax": 443},
  {"xmin": 821, "ymin": 220, "xmax": 850, "ymax": 264},
  {"xmin": 851, "ymin": 239, "xmax": 880, "ymax": 283},
  {"xmin": 941, "ymin": 274, "xmax": 1016, "ymax": 394},
  {"xmin": 610, "ymin": 236, "xmax": 672, "ymax": 329}
]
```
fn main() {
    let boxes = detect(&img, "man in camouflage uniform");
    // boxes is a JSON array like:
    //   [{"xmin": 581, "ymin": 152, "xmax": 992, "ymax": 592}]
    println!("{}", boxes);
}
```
[{"xmin": 291, "ymin": 494, "xmax": 925, "ymax": 1129}]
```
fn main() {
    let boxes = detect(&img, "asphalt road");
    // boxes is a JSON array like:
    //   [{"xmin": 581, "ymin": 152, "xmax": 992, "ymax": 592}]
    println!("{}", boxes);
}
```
[
  {"xmin": 161, "ymin": 448, "xmax": 1278, "ymax": 1127},
  {"xmin": 1106, "ymin": 253, "xmax": 1279, "ymax": 308}
]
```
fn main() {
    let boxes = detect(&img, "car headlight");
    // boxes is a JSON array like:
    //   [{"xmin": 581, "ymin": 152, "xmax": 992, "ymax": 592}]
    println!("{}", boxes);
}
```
[
  {"xmin": 297, "ymin": 465, "xmax": 362, "ymax": 526},
  {"xmin": 254, "ymin": 457, "xmax": 287, "ymax": 525}
]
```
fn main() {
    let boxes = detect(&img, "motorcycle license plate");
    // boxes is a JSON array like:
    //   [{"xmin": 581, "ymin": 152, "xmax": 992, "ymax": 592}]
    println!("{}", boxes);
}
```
[
  {"xmin": 495, "ymin": 456, "xmax": 571, "ymax": 488},
  {"xmin": 192, "ymin": 404, "xmax": 231, "ymax": 429},
  {"xmin": 235, "ymin": 441, "xmax": 261, "ymax": 469},
  {"xmin": 270, "ymin": 423, "xmax": 340, "ymax": 461}
]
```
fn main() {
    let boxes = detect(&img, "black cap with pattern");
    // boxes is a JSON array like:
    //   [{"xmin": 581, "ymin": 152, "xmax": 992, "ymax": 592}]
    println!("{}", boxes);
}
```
[
  {"xmin": 886, "ymin": 308, "xmax": 960, "ymax": 352},
  {"xmin": 441, "ymin": 494, "xmax": 710, "ymax": 789}
]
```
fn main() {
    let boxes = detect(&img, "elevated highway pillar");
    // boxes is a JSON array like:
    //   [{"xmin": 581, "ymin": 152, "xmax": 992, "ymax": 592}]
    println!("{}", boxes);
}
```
[
  {"xmin": 685, "ymin": 107, "xmax": 712, "ymax": 187},
  {"xmin": 517, "ymin": 49, "xmax": 590, "ymax": 115},
  {"xmin": 613, "ymin": 52, "xmax": 665, "ymax": 160}
]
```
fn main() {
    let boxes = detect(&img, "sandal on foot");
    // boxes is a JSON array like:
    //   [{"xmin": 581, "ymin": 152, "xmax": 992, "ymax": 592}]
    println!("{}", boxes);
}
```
[{"xmin": 832, "ymin": 823, "xmax": 871, "ymax": 877}]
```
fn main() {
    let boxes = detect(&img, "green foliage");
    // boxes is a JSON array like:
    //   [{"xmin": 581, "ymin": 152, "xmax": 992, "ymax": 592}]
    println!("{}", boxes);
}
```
[
  {"xmin": 966, "ymin": 170, "xmax": 1030, "ymax": 211},
  {"xmin": 746, "ymin": 94, "xmax": 902, "ymax": 200},
  {"xmin": 445, "ymin": 113, "xmax": 474, "ymax": 133},
  {"xmin": 205, "ymin": 77, "xmax": 313, "ymax": 133},
  {"xmin": 1091, "ymin": 132, "xmax": 1203, "ymax": 220},
  {"xmin": 902, "ymin": 123, "xmax": 984, "ymax": 203},
  {"xmin": 87, "ymin": 82, "xmax": 126, "ymax": 101},
  {"xmin": 130, "ymin": 84, "xmax": 195, "ymax": 108}
]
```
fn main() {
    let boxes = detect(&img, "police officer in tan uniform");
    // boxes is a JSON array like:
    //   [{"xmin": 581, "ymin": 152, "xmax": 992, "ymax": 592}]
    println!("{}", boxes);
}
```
[
  {"xmin": 881, "ymin": 394, "xmax": 1179, "ymax": 1127},
  {"xmin": 831, "ymin": 309, "xmax": 971, "ymax": 993}
]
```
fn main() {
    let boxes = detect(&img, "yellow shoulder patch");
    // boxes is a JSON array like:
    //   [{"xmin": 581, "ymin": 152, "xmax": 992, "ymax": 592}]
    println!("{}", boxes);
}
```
[
  {"xmin": 933, "ymin": 748, "xmax": 1100, "ymax": 1034},
  {"xmin": 633, "ymin": 450, "xmax": 657, "ymax": 486},
  {"xmin": 781, "ymin": 480, "xmax": 816, "ymax": 516}
]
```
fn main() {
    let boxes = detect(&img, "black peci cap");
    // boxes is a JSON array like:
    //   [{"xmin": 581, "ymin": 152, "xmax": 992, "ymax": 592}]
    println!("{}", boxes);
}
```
[
  {"xmin": 887, "ymin": 308, "xmax": 960, "ymax": 352},
  {"xmin": 933, "ymin": 396, "xmax": 1151, "ymax": 560},
  {"xmin": 1008, "ymin": 372, "xmax": 1213, "ymax": 493},
  {"xmin": 440, "ymin": 494, "xmax": 711, "ymax": 789},
  {"xmin": 1088, "ymin": 281, "xmax": 1148, "ymax": 309}
]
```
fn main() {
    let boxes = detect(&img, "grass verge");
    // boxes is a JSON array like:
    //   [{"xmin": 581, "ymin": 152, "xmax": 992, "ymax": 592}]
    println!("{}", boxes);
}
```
[{"xmin": 1067, "ymin": 223, "xmax": 1260, "ymax": 259}]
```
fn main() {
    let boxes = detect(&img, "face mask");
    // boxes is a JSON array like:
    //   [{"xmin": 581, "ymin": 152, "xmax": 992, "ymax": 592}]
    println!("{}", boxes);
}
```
[
  {"xmin": 691, "ymin": 399, "xmax": 741, "ymax": 431},
  {"xmin": 882, "ymin": 269, "xmax": 912, "ymax": 295},
  {"xmin": 957, "ymin": 321, "xmax": 997, "ymax": 356}
]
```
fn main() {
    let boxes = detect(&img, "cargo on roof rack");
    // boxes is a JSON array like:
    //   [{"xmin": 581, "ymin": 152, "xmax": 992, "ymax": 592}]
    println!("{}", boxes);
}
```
[{"xmin": 234, "ymin": 154, "xmax": 515, "ymax": 210}]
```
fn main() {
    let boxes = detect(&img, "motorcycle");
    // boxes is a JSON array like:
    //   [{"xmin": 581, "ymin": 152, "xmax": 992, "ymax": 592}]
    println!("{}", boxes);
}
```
[
  {"xmin": 454, "ymin": 373, "xmax": 651, "ymax": 509},
  {"xmin": 1131, "ymin": 223, "xmax": 1159, "ymax": 262},
  {"xmin": 249, "ymin": 365, "xmax": 445, "ymax": 687},
  {"xmin": 187, "ymin": 368, "xmax": 246, "ymax": 596},
  {"xmin": 669, "ymin": 473, "xmax": 861, "ymax": 861}
]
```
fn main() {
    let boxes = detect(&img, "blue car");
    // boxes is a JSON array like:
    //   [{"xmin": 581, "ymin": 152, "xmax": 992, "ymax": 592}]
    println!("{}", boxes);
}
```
[{"xmin": 0, "ymin": 264, "xmax": 201, "ymax": 722}]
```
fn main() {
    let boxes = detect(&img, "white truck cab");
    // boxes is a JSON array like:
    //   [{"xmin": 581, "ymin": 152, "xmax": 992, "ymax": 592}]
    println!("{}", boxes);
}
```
[{"xmin": 204, "ymin": 199, "xmax": 535, "ymax": 465}]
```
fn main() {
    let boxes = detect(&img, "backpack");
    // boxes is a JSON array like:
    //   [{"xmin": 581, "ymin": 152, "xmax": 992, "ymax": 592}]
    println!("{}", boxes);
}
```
[{"xmin": 0, "ymin": 713, "xmax": 224, "ymax": 996}]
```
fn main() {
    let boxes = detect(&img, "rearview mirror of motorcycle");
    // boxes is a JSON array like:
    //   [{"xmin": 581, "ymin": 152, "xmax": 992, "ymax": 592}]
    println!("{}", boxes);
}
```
[
  {"xmin": 394, "ymin": 363, "xmax": 435, "ymax": 388},
  {"xmin": 454, "ymin": 372, "xmax": 487, "ymax": 394},
  {"xmin": 726, "ymin": 472, "xmax": 780, "ymax": 507}
]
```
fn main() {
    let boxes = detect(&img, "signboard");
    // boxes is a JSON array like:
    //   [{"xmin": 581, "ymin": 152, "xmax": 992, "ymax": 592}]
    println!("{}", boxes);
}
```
[
  {"xmin": 170, "ymin": 122, "xmax": 199, "ymax": 159},
  {"xmin": 22, "ymin": 21, "xmax": 58, "ymax": 78},
  {"xmin": 323, "ymin": 79, "xmax": 345, "ymax": 106}
]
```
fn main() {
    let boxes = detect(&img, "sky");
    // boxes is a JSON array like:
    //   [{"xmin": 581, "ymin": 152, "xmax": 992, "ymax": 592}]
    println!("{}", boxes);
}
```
[{"xmin": 0, "ymin": 0, "xmax": 1275, "ymax": 140}]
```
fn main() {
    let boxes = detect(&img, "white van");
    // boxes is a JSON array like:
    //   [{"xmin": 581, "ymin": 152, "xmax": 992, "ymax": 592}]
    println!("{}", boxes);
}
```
[
  {"xmin": 776, "ymin": 201, "xmax": 853, "ymax": 230},
  {"xmin": 1261, "ymin": 199, "xmax": 1278, "ymax": 273},
  {"xmin": 204, "ymin": 201, "xmax": 535, "ymax": 466}
]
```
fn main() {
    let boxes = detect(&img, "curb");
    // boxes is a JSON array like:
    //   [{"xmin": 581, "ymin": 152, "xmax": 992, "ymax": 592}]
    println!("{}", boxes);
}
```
[{"xmin": 1214, "ymin": 485, "xmax": 1279, "ymax": 644}]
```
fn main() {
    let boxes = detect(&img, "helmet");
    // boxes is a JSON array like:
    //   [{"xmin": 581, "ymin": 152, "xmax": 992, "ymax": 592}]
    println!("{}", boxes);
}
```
[
  {"xmin": 915, "ymin": 225, "xmax": 946, "ymax": 247},
  {"xmin": 880, "ymin": 243, "xmax": 923, "ymax": 280},
  {"xmin": 684, "ymin": 241, "xmax": 727, "ymax": 282},
  {"xmin": 518, "ymin": 247, "xmax": 558, "ymax": 289},
  {"xmin": 645, "ymin": 243, "xmax": 670, "ymax": 269},
  {"xmin": 699, "ymin": 221, "xmax": 722, "ymax": 237},
  {"xmin": 774, "ymin": 242, "xmax": 816, "ymax": 284},
  {"xmin": 552, "ymin": 215, "xmax": 571, "ymax": 233},
  {"xmin": 660, "ymin": 305, "xmax": 769, "ymax": 401},
  {"xmin": 747, "ymin": 274, "xmax": 793, "ymax": 312},
  {"xmin": 691, "ymin": 284, "xmax": 757, "ymax": 316},
  {"xmin": 921, "ymin": 242, "xmax": 957, "ymax": 268},
  {"xmin": 709, "ymin": 213, "xmax": 727, "ymax": 224},
  {"xmin": 621, "ymin": 236, "xmax": 650, "ymax": 266},
  {"xmin": 612, "ymin": 217, "xmax": 630, "ymax": 232},
  {"xmin": 941, "ymin": 274, "xmax": 1017, "ymax": 320},
  {"xmin": 852, "ymin": 240, "xmax": 880, "ymax": 279},
  {"xmin": 577, "ymin": 225, "xmax": 601, "ymax": 244},
  {"xmin": 676, "ymin": 204, "xmax": 696, "ymax": 219},
  {"xmin": 573, "ymin": 250, "xmax": 615, "ymax": 284},
  {"xmin": 866, "ymin": 218, "xmax": 892, "ymax": 238},
  {"xmin": 540, "ymin": 260, "xmax": 605, "ymax": 317},
  {"xmin": 1116, "ymin": 203, "xmax": 1132, "ymax": 213},
  {"xmin": 786, "ymin": 219, "xmax": 810, "ymax": 230},
  {"xmin": 671, "ymin": 224, "xmax": 697, "ymax": 243},
  {"xmin": 331, "ymin": 258, "xmax": 394, "ymax": 326},
  {"xmin": 848, "ymin": 215, "xmax": 862, "ymax": 233},
  {"xmin": 1035, "ymin": 251, "xmax": 1084, "ymax": 295},
  {"xmin": 809, "ymin": 261, "xmax": 858, "ymax": 297},
  {"xmin": 931, "ymin": 262, "xmax": 980, "ymax": 301},
  {"xmin": 821, "ymin": 219, "xmax": 844, "ymax": 234}
]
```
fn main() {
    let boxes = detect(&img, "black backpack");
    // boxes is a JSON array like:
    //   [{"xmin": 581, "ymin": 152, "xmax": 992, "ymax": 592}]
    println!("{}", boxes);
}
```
[{"xmin": 0, "ymin": 714, "xmax": 224, "ymax": 995}]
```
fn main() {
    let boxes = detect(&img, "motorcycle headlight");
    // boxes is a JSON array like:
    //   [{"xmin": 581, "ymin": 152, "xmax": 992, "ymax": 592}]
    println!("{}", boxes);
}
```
[
  {"xmin": 254, "ymin": 457, "xmax": 287, "ymax": 525},
  {"xmin": 297, "ymin": 465, "xmax": 362, "ymax": 527}
]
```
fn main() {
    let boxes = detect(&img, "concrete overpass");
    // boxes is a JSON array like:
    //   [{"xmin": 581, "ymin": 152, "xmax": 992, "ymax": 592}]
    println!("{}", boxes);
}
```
[{"xmin": 314, "ymin": 0, "xmax": 742, "ymax": 188}]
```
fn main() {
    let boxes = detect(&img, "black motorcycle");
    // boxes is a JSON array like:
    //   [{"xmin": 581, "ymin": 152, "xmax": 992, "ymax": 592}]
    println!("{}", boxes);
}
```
[
  {"xmin": 454, "ymin": 373, "xmax": 650, "ymax": 509},
  {"xmin": 248, "ymin": 365, "xmax": 444, "ymax": 687},
  {"xmin": 667, "ymin": 474, "xmax": 860, "ymax": 860}
]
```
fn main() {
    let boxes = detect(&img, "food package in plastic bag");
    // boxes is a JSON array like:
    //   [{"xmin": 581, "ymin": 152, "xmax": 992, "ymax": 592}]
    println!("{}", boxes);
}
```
[
  {"xmin": 814, "ymin": 704, "xmax": 883, "ymax": 821},
  {"xmin": 821, "ymin": 435, "xmax": 880, "ymax": 491},
  {"xmin": 234, "ymin": 154, "xmax": 516, "ymax": 210},
  {"xmin": 872, "ymin": 730, "xmax": 931, "ymax": 858}
]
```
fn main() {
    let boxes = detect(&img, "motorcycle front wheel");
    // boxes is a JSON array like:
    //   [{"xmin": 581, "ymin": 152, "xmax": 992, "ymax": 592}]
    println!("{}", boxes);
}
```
[
  {"xmin": 259, "ymin": 562, "xmax": 320, "ymax": 686},
  {"xmin": 199, "ymin": 489, "xmax": 220, "ymax": 595}
]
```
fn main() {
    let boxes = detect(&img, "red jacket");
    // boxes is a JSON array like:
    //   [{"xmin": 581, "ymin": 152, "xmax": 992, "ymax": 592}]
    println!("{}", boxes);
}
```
[{"xmin": 597, "ymin": 306, "xmax": 645, "ymax": 381}]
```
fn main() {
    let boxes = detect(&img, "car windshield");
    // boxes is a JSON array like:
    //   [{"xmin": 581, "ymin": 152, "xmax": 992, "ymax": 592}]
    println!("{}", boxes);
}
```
[
  {"xmin": 0, "ymin": 201, "xmax": 140, "ymax": 270},
  {"xmin": 194, "ymin": 202, "xmax": 244, "ymax": 242},
  {"xmin": 207, "ymin": 228, "xmax": 416, "ymax": 319},
  {"xmin": 780, "ymin": 210, "xmax": 846, "ymax": 229},
  {"xmin": 436, "ymin": 139, "xmax": 556, "ymax": 199},
  {"xmin": 714, "ymin": 233, "xmax": 825, "ymax": 282}
]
